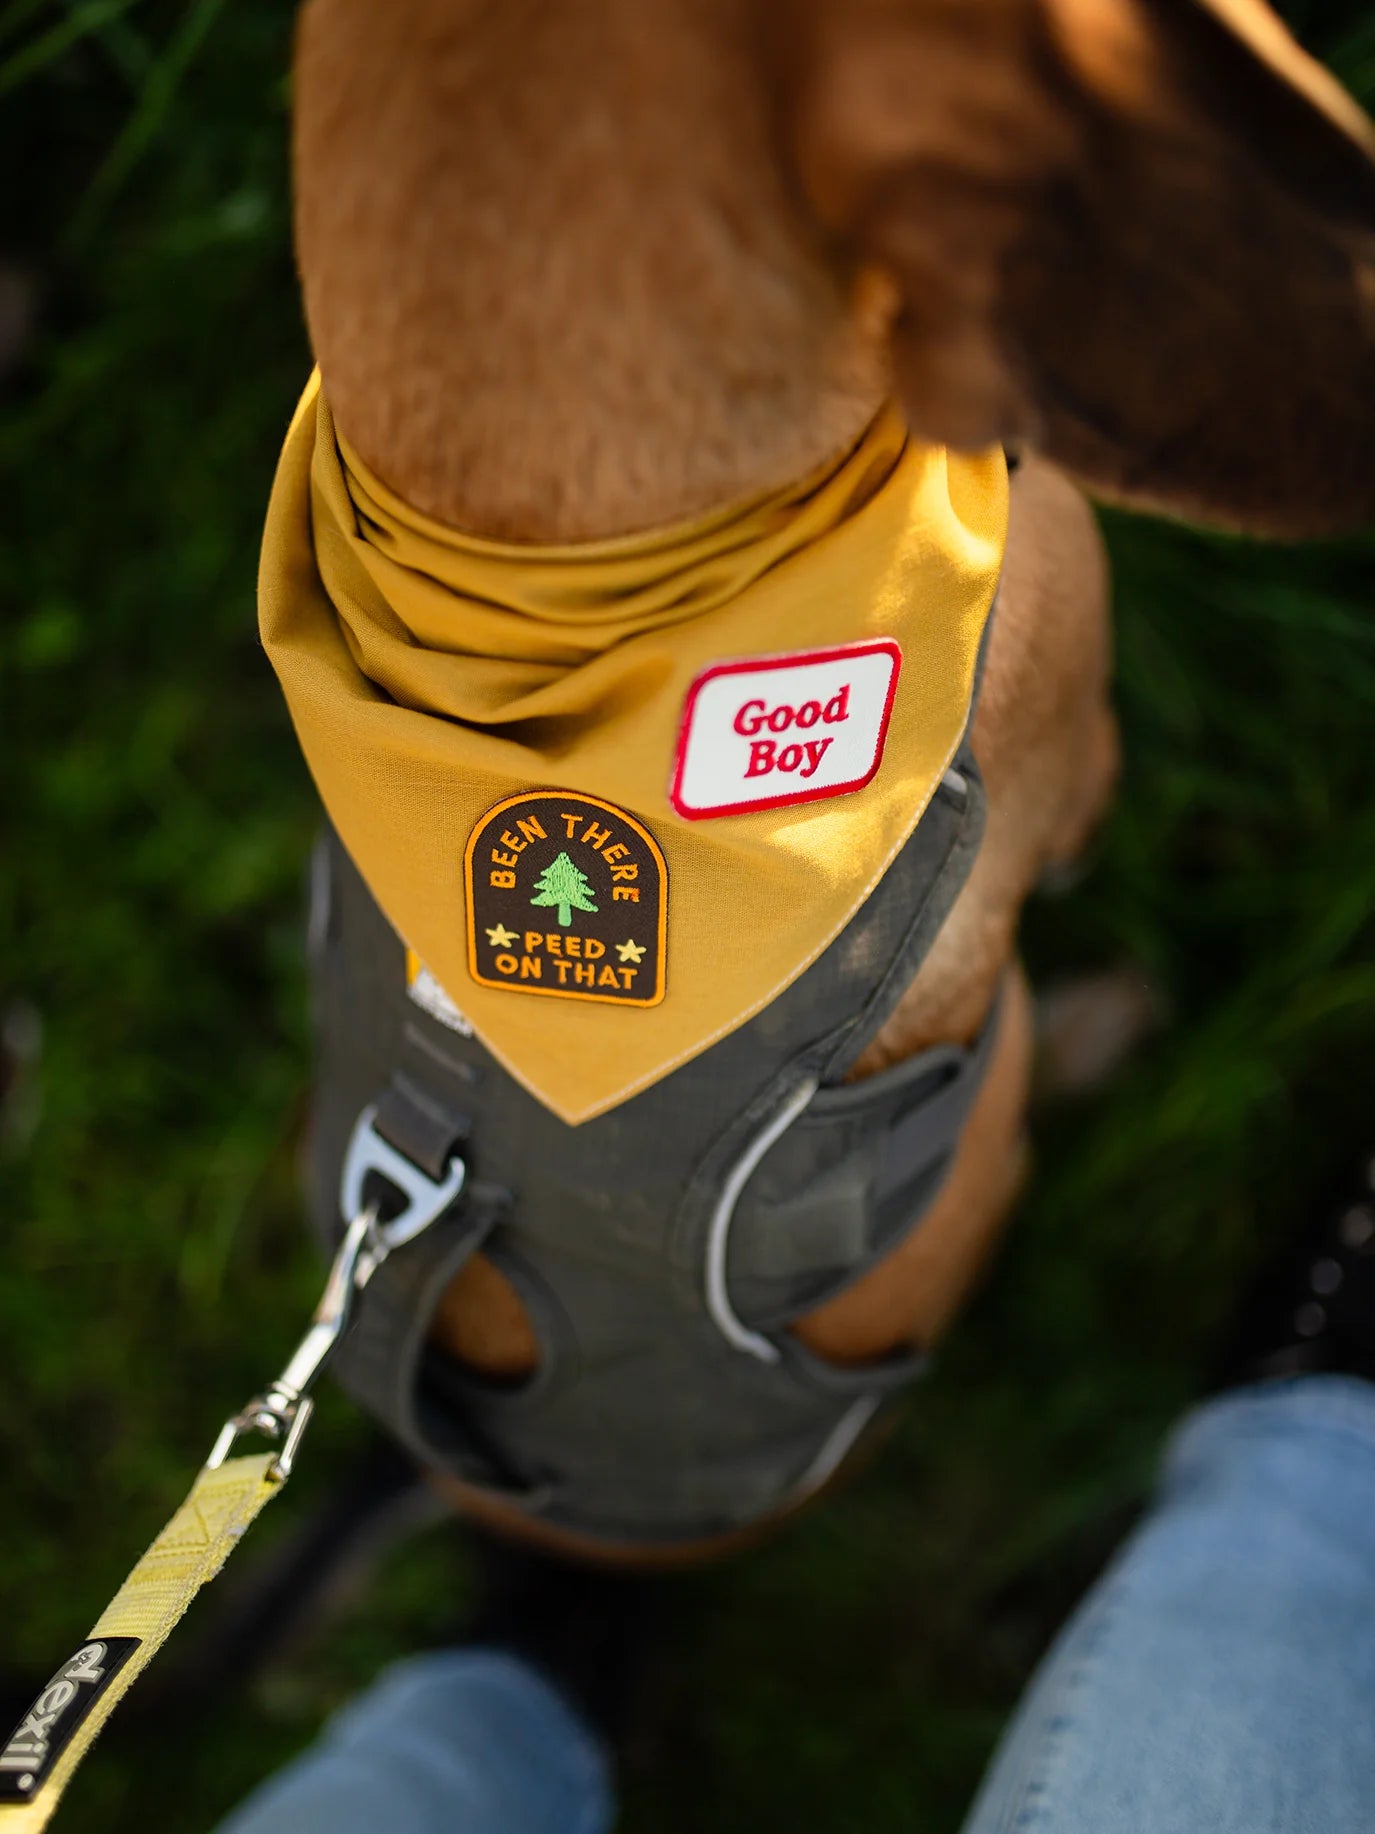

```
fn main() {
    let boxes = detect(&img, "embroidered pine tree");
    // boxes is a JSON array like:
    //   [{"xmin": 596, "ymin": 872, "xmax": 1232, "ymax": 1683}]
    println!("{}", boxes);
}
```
[{"xmin": 529, "ymin": 851, "xmax": 599, "ymax": 927}]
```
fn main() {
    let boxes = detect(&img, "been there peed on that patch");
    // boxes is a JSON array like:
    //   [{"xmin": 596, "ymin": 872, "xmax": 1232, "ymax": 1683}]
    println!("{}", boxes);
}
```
[
  {"xmin": 669, "ymin": 639, "xmax": 902, "ymax": 819},
  {"xmin": 465, "ymin": 792, "xmax": 667, "ymax": 1007}
]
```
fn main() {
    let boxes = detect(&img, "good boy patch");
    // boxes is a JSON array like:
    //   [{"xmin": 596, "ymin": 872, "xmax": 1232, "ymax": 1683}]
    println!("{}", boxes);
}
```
[
  {"xmin": 465, "ymin": 793, "xmax": 666, "ymax": 1007},
  {"xmin": 670, "ymin": 638, "xmax": 901, "ymax": 819}
]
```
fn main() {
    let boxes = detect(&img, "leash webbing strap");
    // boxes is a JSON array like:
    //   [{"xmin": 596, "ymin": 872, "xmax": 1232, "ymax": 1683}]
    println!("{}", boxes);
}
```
[
  {"xmin": 1, "ymin": 1102, "xmax": 467, "ymax": 1830},
  {"xmin": 0, "ymin": 1454, "xmax": 280, "ymax": 1832}
]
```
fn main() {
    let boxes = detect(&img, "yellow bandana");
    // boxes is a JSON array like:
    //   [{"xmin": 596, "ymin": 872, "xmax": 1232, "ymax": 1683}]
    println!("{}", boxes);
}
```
[{"xmin": 259, "ymin": 375, "xmax": 1006, "ymax": 1123}]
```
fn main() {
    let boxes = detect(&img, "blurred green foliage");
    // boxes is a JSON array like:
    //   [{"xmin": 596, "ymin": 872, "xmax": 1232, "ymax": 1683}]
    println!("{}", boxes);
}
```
[{"xmin": 2, "ymin": 1, "xmax": 1373, "ymax": 1829}]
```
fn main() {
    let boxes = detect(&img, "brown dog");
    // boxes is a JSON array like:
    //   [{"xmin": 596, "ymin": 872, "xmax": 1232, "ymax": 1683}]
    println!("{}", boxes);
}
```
[{"xmin": 287, "ymin": 0, "xmax": 1375, "ymax": 1551}]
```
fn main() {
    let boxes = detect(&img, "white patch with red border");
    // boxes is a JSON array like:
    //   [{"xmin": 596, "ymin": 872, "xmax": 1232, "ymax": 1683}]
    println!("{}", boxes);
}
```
[{"xmin": 669, "ymin": 639, "xmax": 902, "ymax": 820}]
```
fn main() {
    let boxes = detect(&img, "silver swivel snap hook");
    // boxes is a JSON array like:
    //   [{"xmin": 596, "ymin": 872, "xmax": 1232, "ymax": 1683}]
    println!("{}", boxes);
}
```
[{"xmin": 205, "ymin": 1106, "xmax": 466, "ymax": 1481}]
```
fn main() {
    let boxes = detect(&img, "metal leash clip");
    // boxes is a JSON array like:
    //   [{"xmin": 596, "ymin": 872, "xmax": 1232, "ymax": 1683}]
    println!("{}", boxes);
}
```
[{"xmin": 205, "ymin": 1106, "xmax": 467, "ymax": 1481}]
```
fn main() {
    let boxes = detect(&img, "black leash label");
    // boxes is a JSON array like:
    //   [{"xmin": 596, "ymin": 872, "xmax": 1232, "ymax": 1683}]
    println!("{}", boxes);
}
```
[{"xmin": 0, "ymin": 1638, "xmax": 140, "ymax": 1800}]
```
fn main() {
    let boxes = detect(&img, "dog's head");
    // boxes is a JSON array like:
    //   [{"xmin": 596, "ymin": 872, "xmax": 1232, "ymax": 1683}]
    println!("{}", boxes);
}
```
[
  {"xmin": 774, "ymin": 0, "xmax": 1375, "ymax": 533},
  {"xmin": 295, "ymin": 0, "xmax": 1374, "ymax": 539}
]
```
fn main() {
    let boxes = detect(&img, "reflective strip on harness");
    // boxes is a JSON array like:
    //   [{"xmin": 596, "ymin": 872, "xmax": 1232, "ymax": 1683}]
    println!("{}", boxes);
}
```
[{"xmin": 705, "ymin": 1075, "xmax": 820, "ymax": 1365}]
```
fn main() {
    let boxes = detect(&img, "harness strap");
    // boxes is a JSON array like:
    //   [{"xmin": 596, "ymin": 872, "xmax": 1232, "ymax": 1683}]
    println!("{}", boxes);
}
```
[
  {"xmin": 0, "ymin": 1455, "xmax": 279, "ymax": 1832},
  {"xmin": 876, "ymin": 1013, "xmax": 1000, "ymax": 1204},
  {"xmin": 372, "ymin": 1071, "xmax": 470, "ymax": 1183},
  {"xmin": 328, "ymin": 1071, "xmax": 549, "ymax": 1502},
  {"xmin": 725, "ymin": 989, "xmax": 1004, "ymax": 1322}
]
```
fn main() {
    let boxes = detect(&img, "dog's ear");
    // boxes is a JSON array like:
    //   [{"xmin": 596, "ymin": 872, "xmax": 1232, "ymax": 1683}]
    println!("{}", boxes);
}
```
[{"xmin": 773, "ymin": 0, "xmax": 1375, "ymax": 534}]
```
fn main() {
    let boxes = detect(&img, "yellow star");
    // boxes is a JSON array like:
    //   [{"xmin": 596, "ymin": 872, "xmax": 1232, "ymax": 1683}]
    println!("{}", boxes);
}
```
[
  {"xmin": 486, "ymin": 923, "xmax": 518, "ymax": 948},
  {"xmin": 615, "ymin": 938, "xmax": 646, "ymax": 964}
]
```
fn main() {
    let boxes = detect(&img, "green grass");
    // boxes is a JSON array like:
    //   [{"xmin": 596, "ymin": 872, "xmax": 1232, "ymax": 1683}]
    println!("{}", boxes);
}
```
[{"xmin": 3, "ymin": 2, "xmax": 1374, "ymax": 1829}]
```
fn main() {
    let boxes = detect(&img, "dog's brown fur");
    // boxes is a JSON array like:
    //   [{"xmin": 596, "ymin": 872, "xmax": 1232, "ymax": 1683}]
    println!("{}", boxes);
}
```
[{"xmin": 291, "ymin": 0, "xmax": 1375, "ymax": 1522}]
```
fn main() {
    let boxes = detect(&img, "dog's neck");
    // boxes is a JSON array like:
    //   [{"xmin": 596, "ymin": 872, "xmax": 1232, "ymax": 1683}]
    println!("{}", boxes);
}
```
[{"xmin": 293, "ymin": 0, "xmax": 890, "ymax": 542}]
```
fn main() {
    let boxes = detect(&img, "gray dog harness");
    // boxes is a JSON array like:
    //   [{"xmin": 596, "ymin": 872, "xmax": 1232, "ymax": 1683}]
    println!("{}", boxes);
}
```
[{"xmin": 306, "ymin": 737, "xmax": 998, "ymax": 1549}]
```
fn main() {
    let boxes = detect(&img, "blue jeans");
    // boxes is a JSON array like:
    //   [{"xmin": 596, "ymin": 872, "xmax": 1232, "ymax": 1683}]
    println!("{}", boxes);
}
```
[
  {"xmin": 218, "ymin": 1377, "xmax": 1375, "ymax": 1834},
  {"xmin": 214, "ymin": 1649, "xmax": 612, "ymax": 1834}
]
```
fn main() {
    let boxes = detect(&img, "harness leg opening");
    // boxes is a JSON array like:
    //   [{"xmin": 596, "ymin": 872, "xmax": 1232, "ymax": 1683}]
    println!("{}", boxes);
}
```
[{"xmin": 430, "ymin": 1254, "xmax": 541, "ymax": 1386}]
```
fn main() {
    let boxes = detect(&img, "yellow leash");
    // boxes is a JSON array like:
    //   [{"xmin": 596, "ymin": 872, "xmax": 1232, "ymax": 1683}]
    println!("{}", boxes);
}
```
[
  {"xmin": 0, "ymin": 1457, "xmax": 281, "ymax": 1832},
  {"xmin": 0, "ymin": 1110, "xmax": 466, "ymax": 1830}
]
